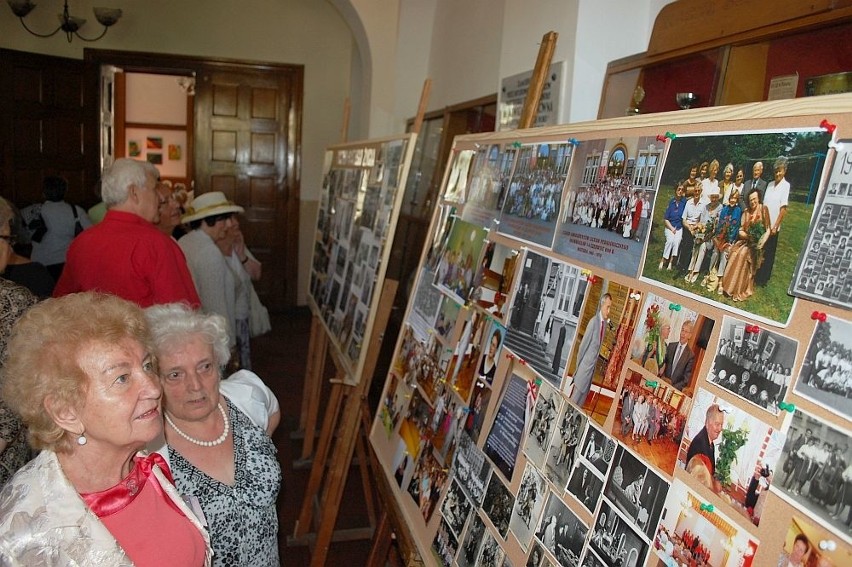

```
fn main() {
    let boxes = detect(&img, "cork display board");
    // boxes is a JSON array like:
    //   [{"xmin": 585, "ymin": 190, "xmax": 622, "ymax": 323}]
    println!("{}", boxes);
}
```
[{"xmin": 369, "ymin": 94, "xmax": 852, "ymax": 567}]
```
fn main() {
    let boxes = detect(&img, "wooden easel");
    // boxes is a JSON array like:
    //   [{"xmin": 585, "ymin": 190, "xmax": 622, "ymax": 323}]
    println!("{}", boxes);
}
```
[{"xmin": 288, "ymin": 279, "xmax": 398, "ymax": 566}]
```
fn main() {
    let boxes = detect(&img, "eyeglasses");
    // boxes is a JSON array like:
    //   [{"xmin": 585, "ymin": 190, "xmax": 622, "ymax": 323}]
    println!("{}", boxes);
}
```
[{"xmin": 0, "ymin": 235, "xmax": 16, "ymax": 245}]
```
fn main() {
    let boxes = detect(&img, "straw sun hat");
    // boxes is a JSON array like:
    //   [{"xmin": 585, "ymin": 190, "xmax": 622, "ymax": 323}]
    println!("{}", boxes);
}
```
[{"xmin": 181, "ymin": 191, "xmax": 244, "ymax": 224}]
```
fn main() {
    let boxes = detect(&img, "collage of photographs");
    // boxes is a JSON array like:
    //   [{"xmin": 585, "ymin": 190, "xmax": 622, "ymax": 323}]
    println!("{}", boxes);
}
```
[{"xmin": 367, "ymin": 124, "xmax": 852, "ymax": 567}]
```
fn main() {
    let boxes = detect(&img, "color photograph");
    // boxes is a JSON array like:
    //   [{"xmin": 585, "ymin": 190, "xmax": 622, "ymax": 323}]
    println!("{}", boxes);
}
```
[
  {"xmin": 461, "ymin": 143, "xmax": 518, "ymax": 227},
  {"xmin": 554, "ymin": 136, "xmax": 661, "ymax": 277},
  {"xmin": 641, "ymin": 129, "xmax": 832, "ymax": 326}
]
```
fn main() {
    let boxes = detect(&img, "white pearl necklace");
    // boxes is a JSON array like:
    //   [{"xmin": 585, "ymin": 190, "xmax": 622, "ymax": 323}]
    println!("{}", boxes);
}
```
[{"xmin": 165, "ymin": 403, "xmax": 230, "ymax": 447}]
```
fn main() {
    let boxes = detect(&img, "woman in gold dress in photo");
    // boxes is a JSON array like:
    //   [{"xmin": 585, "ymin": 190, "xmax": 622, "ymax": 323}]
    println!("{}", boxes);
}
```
[{"xmin": 721, "ymin": 191, "xmax": 771, "ymax": 302}]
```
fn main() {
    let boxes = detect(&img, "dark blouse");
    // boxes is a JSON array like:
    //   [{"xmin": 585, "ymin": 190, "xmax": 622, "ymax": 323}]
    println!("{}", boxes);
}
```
[{"xmin": 4, "ymin": 261, "xmax": 55, "ymax": 299}]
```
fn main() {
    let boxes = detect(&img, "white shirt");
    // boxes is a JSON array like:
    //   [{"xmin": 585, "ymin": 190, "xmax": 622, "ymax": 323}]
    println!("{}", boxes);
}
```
[{"xmin": 763, "ymin": 178, "xmax": 790, "ymax": 227}]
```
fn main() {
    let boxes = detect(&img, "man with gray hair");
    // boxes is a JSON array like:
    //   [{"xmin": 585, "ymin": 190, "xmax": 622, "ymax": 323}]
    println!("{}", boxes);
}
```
[{"xmin": 54, "ymin": 158, "xmax": 200, "ymax": 307}]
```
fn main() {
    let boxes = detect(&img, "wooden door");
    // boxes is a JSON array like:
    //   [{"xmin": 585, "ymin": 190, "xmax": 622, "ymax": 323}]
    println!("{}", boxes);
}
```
[
  {"xmin": 193, "ymin": 64, "xmax": 302, "ymax": 310},
  {"xmin": 0, "ymin": 49, "xmax": 95, "ymax": 208}
]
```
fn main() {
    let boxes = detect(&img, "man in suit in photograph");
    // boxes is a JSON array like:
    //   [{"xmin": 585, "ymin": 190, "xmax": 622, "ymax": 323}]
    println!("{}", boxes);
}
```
[
  {"xmin": 569, "ymin": 293, "xmax": 612, "ymax": 407},
  {"xmin": 742, "ymin": 161, "xmax": 766, "ymax": 205},
  {"xmin": 660, "ymin": 319, "xmax": 696, "ymax": 391}
]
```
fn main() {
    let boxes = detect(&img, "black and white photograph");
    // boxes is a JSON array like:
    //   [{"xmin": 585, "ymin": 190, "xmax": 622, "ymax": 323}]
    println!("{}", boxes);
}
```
[
  {"xmin": 578, "ymin": 547, "xmax": 607, "ymax": 567},
  {"xmin": 588, "ymin": 499, "xmax": 648, "ymax": 567},
  {"xmin": 461, "ymin": 143, "xmax": 519, "ymax": 227},
  {"xmin": 773, "ymin": 409, "xmax": 852, "ymax": 542},
  {"xmin": 432, "ymin": 517, "xmax": 460, "ymax": 567},
  {"xmin": 579, "ymin": 423, "xmax": 616, "ymax": 478},
  {"xmin": 554, "ymin": 136, "xmax": 661, "ymax": 277},
  {"xmin": 708, "ymin": 316, "xmax": 798, "ymax": 415},
  {"xmin": 566, "ymin": 461, "xmax": 603, "ymax": 515},
  {"xmin": 444, "ymin": 148, "xmax": 474, "ymax": 203},
  {"xmin": 441, "ymin": 478, "xmax": 473, "ymax": 538},
  {"xmin": 453, "ymin": 431, "xmax": 493, "ymax": 507},
  {"xmin": 505, "ymin": 250, "xmax": 588, "ymax": 386},
  {"xmin": 458, "ymin": 514, "xmax": 486, "ymax": 567},
  {"xmin": 525, "ymin": 379, "xmax": 563, "ymax": 468},
  {"xmin": 795, "ymin": 314, "xmax": 852, "ymax": 421},
  {"xmin": 526, "ymin": 540, "xmax": 547, "ymax": 567},
  {"xmin": 497, "ymin": 142, "xmax": 575, "ymax": 248},
  {"xmin": 543, "ymin": 402, "xmax": 587, "ymax": 489},
  {"xmin": 509, "ymin": 462, "xmax": 548, "ymax": 551},
  {"xmin": 534, "ymin": 492, "xmax": 589, "ymax": 567},
  {"xmin": 483, "ymin": 472, "xmax": 515, "ymax": 540},
  {"xmin": 790, "ymin": 140, "xmax": 852, "ymax": 309},
  {"xmin": 603, "ymin": 445, "xmax": 669, "ymax": 540},
  {"xmin": 477, "ymin": 531, "xmax": 506, "ymax": 567}
]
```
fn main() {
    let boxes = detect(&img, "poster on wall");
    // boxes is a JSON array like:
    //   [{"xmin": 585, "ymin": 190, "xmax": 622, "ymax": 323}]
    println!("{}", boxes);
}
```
[
  {"xmin": 640, "ymin": 129, "xmax": 831, "ymax": 327},
  {"xmin": 554, "ymin": 136, "xmax": 663, "ymax": 277},
  {"xmin": 308, "ymin": 137, "xmax": 413, "ymax": 383},
  {"xmin": 790, "ymin": 140, "xmax": 852, "ymax": 309}
]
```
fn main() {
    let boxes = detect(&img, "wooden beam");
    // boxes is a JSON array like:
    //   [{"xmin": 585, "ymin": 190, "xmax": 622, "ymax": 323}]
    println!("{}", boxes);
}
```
[
  {"xmin": 410, "ymin": 79, "xmax": 432, "ymax": 135},
  {"xmin": 518, "ymin": 31, "xmax": 558, "ymax": 130}
]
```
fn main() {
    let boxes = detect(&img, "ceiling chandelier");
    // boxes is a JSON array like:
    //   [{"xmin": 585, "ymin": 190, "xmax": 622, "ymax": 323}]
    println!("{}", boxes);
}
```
[{"xmin": 7, "ymin": 0, "xmax": 122, "ymax": 42}]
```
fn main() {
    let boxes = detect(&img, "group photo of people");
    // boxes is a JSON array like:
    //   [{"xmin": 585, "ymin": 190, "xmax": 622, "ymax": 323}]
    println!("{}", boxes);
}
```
[
  {"xmin": 795, "ymin": 314, "xmax": 852, "ymax": 421},
  {"xmin": 641, "ymin": 129, "xmax": 831, "ymax": 325},
  {"xmin": 708, "ymin": 316, "xmax": 799, "ymax": 415}
]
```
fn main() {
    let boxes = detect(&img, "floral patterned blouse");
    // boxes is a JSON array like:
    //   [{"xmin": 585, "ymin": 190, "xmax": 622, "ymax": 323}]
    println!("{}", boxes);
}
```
[
  {"xmin": 0, "ymin": 278, "xmax": 37, "ymax": 489},
  {"xmin": 168, "ymin": 397, "xmax": 281, "ymax": 566}
]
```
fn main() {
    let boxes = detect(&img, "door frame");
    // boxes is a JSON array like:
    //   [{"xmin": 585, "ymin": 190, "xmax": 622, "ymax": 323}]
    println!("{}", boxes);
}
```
[{"xmin": 84, "ymin": 49, "xmax": 304, "ymax": 308}]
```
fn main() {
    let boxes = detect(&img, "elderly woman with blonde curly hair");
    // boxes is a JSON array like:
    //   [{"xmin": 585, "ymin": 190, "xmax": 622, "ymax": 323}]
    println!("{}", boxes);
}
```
[
  {"xmin": 145, "ymin": 302, "xmax": 280, "ymax": 567},
  {"xmin": 0, "ymin": 293, "xmax": 211, "ymax": 566}
]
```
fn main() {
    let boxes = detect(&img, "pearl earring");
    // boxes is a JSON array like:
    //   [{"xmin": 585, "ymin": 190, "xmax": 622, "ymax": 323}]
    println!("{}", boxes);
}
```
[{"xmin": 77, "ymin": 431, "xmax": 87, "ymax": 446}]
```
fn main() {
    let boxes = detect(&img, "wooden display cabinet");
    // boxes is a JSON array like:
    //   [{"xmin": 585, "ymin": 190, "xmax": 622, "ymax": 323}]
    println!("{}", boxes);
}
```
[{"xmin": 599, "ymin": 0, "xmax": 852, "ymax": 119}]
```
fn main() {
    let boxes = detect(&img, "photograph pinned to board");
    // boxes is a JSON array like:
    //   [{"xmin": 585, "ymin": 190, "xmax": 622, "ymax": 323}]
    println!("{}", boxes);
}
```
[
  {"xmin": 457, "ymin": 513, "xmax": 486, "ymax": 567},
  {"xmin": 433, "ymin": 217, "xmax": 491, "ymax": 304},
  {"xmin": 603, "ymin": 444, "xmax": 670, "ymax": 541},
  {"xmin": 504, "ymin": 249, "xmax": 589, "ymax": 388},
  {"xmin": 470, "ymin": 240, "xmax": 521, "ymax": 322},
  {"xmin": 465, "ymin": 378, "xmax": 494, "ymax": 445},
  {"xmin": 679, "ymin": 388, "xmax": 786, "ymax": 527},
  {"xmin": 772, "ymin": 408, "xmax": 852, "ymax": 543},
  {"xmin": 408, "ymin": 267, "xmax": 444, "ymax": 342},
  {"xmin": 452, "ymin": 431, "xmax": 493, "ymax": 507},
  {"xmin": 509, "ymin": 461, "xmax": 548, "ymax": 552},
  {"xmin": 432, "ymin": 516, "xmax": 460, "ymax": 567},
  {"xmin": 527, "ymin": 540, "xmax": 548, "ymax": 567},
  {"xmin": 378, "ymin": 372, "xmax": 409, "ymax": 438},
  {"xmin": 444, "ymin": 149, "xmax": 475, "ymax": 204},
  {"xmin": 524, "ymin": 378, "xmax": 564, "ymax": 469},
  {"xmin": 578, "ymin": 421, "xmax": 616, "ymax": 480},
  {"xmin": 578, "ymin": 547, "xmax": 607, "ymax": 567},
  {"xmin": 588, "ymin": 498, "xmax": 649, "ymax": 567},
  {"xmin": 628, "ymin": 292, "xmax": 715, "ymax": 398},
  {"xmin": 497, "ymin": 142, "xmax": 575, "ymax": 248},
  {"xmin": 794, "ymin": 313, "xmax": 852, "ymax": 422},
  {"xmin": 478, "ymin": 530, "xmax": 506, "ymax": 567},
  {"xmin": 484, "ymin": 372, "xmax": 534, "ymax": 481},
  {"xmin": 776, "ymin": 514, "xmax": 852, "ymax": 567},
  {"xmin": 612, "ymin": 369, "xmax": 693, "ymax": 477},
  {"xmin": 542, "ymin": 401, "xmax": 588, "ymax": 491},
  {"xmin": 482, "ymin": 472, "xmax": 515, "ymax": 540},
  {"xmin": 440, "ymin": 478, "xmax": 473, "ymax": 539},
  {"xmin": 562, "ymin": 277, "xmax": 642, "ymax": 414},
  {"xmin": 554, "ymin": 135, "xmax": 663, "ymax": 277},
  {"xmin": 453, "ymin": 316, "xmax": 505, "ymax": 406},
  {"xmin": 566, "ymin": 460, "xmax": 604, "ymax": 515},
  {"xmin": 707, "ymin": 315, "xmax": 799, "ymax": 415},
  {"xmin": 461, "ymin": 142, "xmax": 519, "ymax": 227},
  {"xmin": 653, "ymin": 478, "xmax": 759, "ymax": 567},
  {"xmin": 434, "ymin": 293, "xmax": 463, "ymax": 343},
  {"xmin": 533, "ymin": 491, "xmax": 589, "ymax": 567},
  {"xmin": 640, "ymin": 128, "xmax": 832, "ymax": 326},
  {"xmin": 405, "ymin": 442, "xmax": 448, "ymax": 523},
  {"xmin": 789, "ymin": 139, "xmax": 852, "ymax": 309}
]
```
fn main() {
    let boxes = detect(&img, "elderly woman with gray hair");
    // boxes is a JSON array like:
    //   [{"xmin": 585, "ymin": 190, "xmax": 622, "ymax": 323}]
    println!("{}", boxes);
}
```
[
  {"xmin": 146, "ymin": 302, "xmax": 281, "ymax": 566},
  {"xmin": 0, "ymin": 293, "xmax": 211, "ymax": 565}
]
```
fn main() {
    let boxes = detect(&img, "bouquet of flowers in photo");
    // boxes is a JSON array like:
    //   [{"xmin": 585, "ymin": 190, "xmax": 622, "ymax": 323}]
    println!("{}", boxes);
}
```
[
  {"xmin": 696, "ymin": 218, "xmax": 716, "ymax": 245},
  {"xmin": 747, "ymin": 221, "xmax": 769, "ymax": 266}
]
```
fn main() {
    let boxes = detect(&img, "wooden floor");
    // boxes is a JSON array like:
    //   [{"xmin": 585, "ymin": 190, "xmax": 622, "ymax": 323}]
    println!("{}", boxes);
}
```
[{"xmin": 252, "ymin": 308, "xmax": 376, "ymax": 566}]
